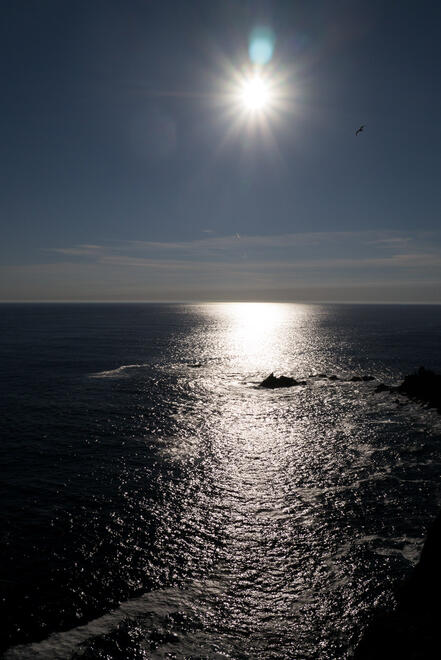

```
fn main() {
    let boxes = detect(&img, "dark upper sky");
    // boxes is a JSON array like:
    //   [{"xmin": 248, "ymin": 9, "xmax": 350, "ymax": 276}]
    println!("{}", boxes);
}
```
[{"xmin": 2, "ymin": 0, "xmax": 441, "ymax": 301}]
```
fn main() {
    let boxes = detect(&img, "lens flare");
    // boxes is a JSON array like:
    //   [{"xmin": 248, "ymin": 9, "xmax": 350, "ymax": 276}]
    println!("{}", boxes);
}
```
[{"xmin": 249, "ymin": 27, "xmax": 275, "ymax": 65}]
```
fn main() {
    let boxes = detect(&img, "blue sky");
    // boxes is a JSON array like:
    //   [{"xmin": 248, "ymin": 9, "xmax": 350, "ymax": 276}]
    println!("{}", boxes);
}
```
[{"xmin": 1, "ymin": 0, "xmax": 441, "ymax": 301}]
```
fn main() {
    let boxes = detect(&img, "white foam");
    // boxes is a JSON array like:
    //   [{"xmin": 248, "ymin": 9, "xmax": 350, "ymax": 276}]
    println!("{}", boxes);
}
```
[
  {"xmin": 89, "ymin": 364, "xmax": 149, "ymax": 379},
  {"xmin": 4, "ymin": 588, "xmax": 184, "ymax": 659},
  {"xmin": 356, "ymin": 534, "xmax": 424, "ymax": 565}
]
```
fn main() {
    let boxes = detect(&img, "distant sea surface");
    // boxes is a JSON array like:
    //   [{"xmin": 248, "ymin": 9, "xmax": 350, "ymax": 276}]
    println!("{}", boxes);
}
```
[{"xmin": 2, "ymin": 302, "xmax": 441, "ymax": 659}]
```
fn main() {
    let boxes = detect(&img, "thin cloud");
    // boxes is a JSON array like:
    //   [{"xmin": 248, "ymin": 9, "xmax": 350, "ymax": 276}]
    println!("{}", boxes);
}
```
[
  {"xmin": 98, "ymin": 252, "xmax": 441, "ymax": 271},
  {"xmin": 46, "ymin": 230, "xmax": 441, "ymax": 265},
  {"xmin": 123, "ymin": 229, "xmax": 441, "ymax": 254},
  {"xmin": 49, "ymin": 244, "xmax": 104, "ymax": 256},
  {"xmin": 21, "ymin": 228, "xmax": 441, "ymax": 302}
]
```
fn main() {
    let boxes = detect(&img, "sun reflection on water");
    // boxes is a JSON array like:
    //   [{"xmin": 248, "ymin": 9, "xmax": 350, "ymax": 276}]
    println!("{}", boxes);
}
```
[
  {"xmin": 228, "ymin": 302, "xmax": 287, "ymax": 358},
  {"xmin": 198, "ymin": 302, "xmax": 312, "ymax": 374}
]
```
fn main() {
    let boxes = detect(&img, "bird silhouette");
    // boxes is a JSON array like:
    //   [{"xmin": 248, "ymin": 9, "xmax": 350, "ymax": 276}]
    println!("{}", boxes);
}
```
[{"xmin": 355, "ymin": 125, "xmax": 365, "ymax": 136}]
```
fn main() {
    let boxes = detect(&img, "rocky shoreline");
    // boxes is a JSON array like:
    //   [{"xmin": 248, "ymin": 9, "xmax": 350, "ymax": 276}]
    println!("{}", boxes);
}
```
[
  {"xmin": 259, "ymin": 367, "xmax": 441, "ymax": 657},
  {"xmin": 259, "ymin": 372, "xmax": 375, "ymax": 388},
  {"xmin": 354, "ymin": 367, "xmax": 441, "ymax": 658},
  {"xmin": 375, "ymin": 366, "xmax": 441, "ymax": 412},
  {"xmin": 260, "ymin": 366, "xmax": 441, "ymax": 414}
]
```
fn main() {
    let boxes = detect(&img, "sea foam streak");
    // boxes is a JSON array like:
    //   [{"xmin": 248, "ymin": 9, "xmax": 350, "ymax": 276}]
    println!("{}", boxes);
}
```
[
  {"xmin": 4, "ymin": 588, "xmax": 186, "ymax": 659},
  {"xmin": 89, "ymin": 364, "xmax": 149, "ymax": 378}
]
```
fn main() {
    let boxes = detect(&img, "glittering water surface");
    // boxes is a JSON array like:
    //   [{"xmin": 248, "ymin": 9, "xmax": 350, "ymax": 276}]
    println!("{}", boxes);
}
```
[{"xmin": 1, "ymin": 303, "xmax": 441, "ymax": 659}]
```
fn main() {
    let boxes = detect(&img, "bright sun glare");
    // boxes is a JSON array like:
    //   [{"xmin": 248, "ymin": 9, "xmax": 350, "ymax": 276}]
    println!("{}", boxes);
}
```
[{"xmin": 239, "ymin": 75, "xmax": 271, "ymax": 111}]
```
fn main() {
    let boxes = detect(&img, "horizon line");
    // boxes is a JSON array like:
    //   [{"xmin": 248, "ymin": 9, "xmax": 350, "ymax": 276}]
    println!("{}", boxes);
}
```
[{"xmin": 1, "ymin": 300, "xmax": 441, "ymax": 306}]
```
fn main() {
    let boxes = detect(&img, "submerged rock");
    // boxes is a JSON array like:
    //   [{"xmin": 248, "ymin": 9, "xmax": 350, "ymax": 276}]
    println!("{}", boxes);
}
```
[{"xmin": 259, "ymin": 373, "xmax": 305, "ymax": 389}]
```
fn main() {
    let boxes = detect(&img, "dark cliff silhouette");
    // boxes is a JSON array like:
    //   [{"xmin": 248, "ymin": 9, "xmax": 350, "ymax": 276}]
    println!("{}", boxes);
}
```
[
  {"xmin": 355, "ymin": 367, "xmax": 441, "ymax": 658},
  {"xmin": 354, "ymin": 512, "xmax": 441, "ymax": 659}
]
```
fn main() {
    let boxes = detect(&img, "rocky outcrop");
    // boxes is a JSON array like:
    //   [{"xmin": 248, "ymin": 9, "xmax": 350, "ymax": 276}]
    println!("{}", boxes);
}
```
[
  {"xmin": 259, "ymin": 373, "xmax": 306, "ymax": 389},
  {"xmin": 354, "ymin": 367, "xmax": 441, "ymax": 656},
  {"xmin": 354, "ymin": 512, "xmax": 441, "ymax": 658},
  {"xmin": 396, "ymin": 367, "xmax": 441, "ymax": 411},
  {"xmin": 375, "ymin": 367, "xmax": 441, "ymax": 412},
  {"xmin": 261, "ymin": 373, "xmax": 377, "ymax": 388}
]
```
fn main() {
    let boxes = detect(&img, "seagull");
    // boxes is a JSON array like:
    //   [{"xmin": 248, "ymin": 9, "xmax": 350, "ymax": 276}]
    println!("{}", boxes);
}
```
[{"xmin": 355, "ymin": 125, "xmax": 365, "ymax": 136}]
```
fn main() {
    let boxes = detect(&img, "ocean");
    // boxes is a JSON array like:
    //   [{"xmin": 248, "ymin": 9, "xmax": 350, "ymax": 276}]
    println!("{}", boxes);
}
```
[{"xmin": 1, "ymin": 302, "xmax": 441, "ymax": 659}]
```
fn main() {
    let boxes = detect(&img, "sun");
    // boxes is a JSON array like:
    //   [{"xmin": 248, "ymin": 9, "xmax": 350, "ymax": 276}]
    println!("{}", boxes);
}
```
[{"xmin": 239, "ymin": 75, "xmax": 271, "ymax": 112}]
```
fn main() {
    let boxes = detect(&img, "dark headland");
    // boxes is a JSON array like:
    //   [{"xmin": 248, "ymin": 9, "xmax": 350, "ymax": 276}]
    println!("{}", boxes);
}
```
[
  {"xmin": 354, "ymin": 511, "xmax": 441, "ymax": 659},
  {"xmin": 354, "ymin": 367, "xmax": 441, "ymax": 658}
]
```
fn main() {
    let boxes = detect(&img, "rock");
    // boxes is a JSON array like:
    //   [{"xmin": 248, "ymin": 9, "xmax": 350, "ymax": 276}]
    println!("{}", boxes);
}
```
[
  {"xmin": 354, "ymin": 512, "xmax": 441, "ymax": 659},
  {"xmin": 328, "ymin": 375, "xmax": 339, "ymax": 381},
  {"xmin": 373, "ymin": 367, "xmax": 441, "ymax": 410},
  {"xmin": 396, "ymin": 366, "xmax": 441, "ymax": 411},
  {"xmin": 259, "ymin": 373, "xmax": 302, "ymax": 389},
  {"xmin": 361, "ymin": 375, "xmax": 375, "ymax": 381},
  {"xmin": 400, "ymin": 512, "xmax": 441, "ymax": 609},
  {"xmin": 351, "ymin": 375, "xmax": 375, "ymax": 382}
]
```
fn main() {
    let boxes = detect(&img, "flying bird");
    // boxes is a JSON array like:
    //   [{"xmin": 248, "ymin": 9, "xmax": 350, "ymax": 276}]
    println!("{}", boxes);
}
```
[{"xmin": 355, "ymin": 125, "xmax": 365, "ymax": 136}]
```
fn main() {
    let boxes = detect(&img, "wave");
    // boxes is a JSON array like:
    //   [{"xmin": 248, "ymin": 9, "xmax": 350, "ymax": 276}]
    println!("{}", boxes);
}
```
[
  {"xmin": 89, "ymin": 364, "xmax": 149, "ymax": 379},
  {"xmin": 4, "ymin": 587, "xmax": 186, "ymax": 659}
]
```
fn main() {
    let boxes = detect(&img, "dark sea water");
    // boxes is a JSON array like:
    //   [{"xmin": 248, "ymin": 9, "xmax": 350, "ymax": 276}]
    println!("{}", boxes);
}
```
[{"xmin": 1, "ymin": 302, "xmax": 441, "ymax": 659}]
